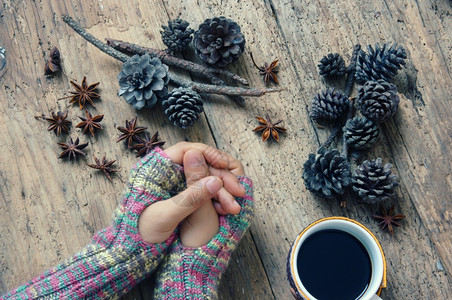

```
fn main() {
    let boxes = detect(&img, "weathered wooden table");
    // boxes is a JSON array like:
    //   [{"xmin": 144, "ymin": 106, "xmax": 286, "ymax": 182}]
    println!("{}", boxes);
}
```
[{"xmin": 0, "ymin": 0, "xmax": 451, "ymax": 299}]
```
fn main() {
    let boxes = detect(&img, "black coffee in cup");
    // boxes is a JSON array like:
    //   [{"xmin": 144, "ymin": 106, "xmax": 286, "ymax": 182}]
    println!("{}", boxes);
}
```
[{"xmin": 296, "ymin": 229, "xmax": 372, "ymax": 300}]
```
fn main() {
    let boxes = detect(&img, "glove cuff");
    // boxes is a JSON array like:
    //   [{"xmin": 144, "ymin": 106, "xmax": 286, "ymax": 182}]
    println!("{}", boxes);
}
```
[{"xmin": 153, "ymin": 176, "xmax": 254, "ymax": 299}]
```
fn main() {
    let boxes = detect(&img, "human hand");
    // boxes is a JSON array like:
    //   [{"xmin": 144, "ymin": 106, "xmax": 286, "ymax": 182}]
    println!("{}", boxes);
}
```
[
  {"xmin": 138, "ymin": 142, "xmax": 246, "ymax": 244},
  {"xmin": 165, "ymin": 142, "xmax": 246, "ymax": 215}
]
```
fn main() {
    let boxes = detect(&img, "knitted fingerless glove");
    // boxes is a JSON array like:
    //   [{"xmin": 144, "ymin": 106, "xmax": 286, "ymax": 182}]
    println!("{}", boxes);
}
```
[
  {"xmin": 153, "ymin": 176, "xmax": 254, "ymax": 299},
  {"xmin": 2, "ymin": 148, "xmax": 185, "ymax": 300}
]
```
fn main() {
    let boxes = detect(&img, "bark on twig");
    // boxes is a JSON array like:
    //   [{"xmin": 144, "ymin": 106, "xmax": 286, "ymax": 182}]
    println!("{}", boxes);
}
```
[
  {"xmin": 321, "ymin": 127, "xmax": 340, "ymax": 149},
  {"xmin": 170, "ymin": 74, "xmax": 281, "ymax": 96},
  {"xmin": 106, "ymin": 38, "xmax": 249, "ymax": 86},
  {"xmin": 341, "ymin": 44, "xmax": 361, "ymax": 157},
  {"xmin": 344, "ymin": 44, "xmax": 361, "ymax": 96},
  {"xmin": 62, "ymin": 15, "xmax": 129, "ymax": 63},
  {"xmin": 319, "ymin": 45, "xmax": 361, "ymax": 151},
  {"xmin": 62, "ymin": 15, "xmax": 280, "ymax": 98},
  {"xmin": 341, "ymin": 100, "xmax": 356, "ymax": 158}
]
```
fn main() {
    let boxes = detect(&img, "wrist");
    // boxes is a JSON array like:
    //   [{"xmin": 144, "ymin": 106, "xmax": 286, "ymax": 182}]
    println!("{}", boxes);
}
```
[{"xmin": 180, "ymin": 200, "xmax": 219, "ymax": 248}]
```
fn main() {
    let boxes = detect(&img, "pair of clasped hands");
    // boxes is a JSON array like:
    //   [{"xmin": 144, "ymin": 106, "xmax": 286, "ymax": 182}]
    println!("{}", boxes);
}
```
[{"xmin": 138, "ymin": 142, "xmax": 246, "ymax": 248}]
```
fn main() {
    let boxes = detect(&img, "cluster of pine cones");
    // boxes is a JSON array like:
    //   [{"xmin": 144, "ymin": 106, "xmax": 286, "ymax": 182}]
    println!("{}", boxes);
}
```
[
  {"xmin": 303, "ymin": 42, "xmax": 406, "ymax": 204},
  {"xmin": 117, "ymin": 17, "xmax": 246, "ymax": 129}
]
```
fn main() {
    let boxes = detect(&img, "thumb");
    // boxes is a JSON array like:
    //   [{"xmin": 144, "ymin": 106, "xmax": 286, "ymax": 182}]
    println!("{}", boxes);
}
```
[
  {"xmin": 138, "ymin": 176, "xmax": 223, "ymax": 244},
  {"xmin": 184, "ymin": 149, "xmax": 209, "ymax": 186},
  {"xmin": 169, "ymin": 175, "xmax": 223, "ymax": 211}
]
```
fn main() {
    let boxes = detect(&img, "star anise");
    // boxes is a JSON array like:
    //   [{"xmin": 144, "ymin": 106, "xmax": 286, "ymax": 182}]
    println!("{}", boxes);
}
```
[
  {"xmin": 117, "ymin": 116, "xmax": 147, "ymax": 148},
  {"xmin": 44, "ymin": 47, "xmax": 61, "ymax": 75},
  {"xmin": 87, "ymin": 154, "xmax": 118, "ymax": 182},
  {"xmin": 132, "ymin": 132, "xmax": 165, "ymax": 157},
  {"xmin": 373, "ymin": 205, "xmax": 406, "ymax": 235},
  {"xmin": 250, "ymin": 52, "xmax": 279, "ymax": 85},
  {"xmin": 44, "ymin": 111, "xmax": 71, "ymax": 136},
  {"xmin": 253, "ymin": 114, "xmax": 287, "ymax": 142},
  {"xmin": 60, "ymin": 76, "xmax": 100, "ymax": 109},
  {"xmin": 57, "ymin": 137, "xmax": 88, "ymax": 160},
  {"xmin": 76, "ymin": 109, "xmax": 104, "ymax": 137}
]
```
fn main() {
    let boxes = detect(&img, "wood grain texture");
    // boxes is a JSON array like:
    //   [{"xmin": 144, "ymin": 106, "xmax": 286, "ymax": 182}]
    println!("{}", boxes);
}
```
[
  {"xmin": 0, "ymin": 0, "xmax": 451, "ymax": 299},
  {"xmin": 0, "ymin": 0, "xmax": 271, "ymax": 298}
]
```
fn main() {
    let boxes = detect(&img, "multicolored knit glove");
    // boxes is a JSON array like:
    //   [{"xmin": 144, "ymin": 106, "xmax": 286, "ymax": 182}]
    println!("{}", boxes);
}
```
[
  {"xmin": 153, "ymin": 176, "xmax": 254, "ymax": 299},
  {"xmin": 2, "ymin": 147, "xmax": 185, "ymax": 300}
]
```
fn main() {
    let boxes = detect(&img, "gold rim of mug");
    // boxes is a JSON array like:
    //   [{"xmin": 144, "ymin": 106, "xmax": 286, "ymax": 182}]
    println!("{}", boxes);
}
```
[{"xmin": 290, "ymin": 216, "xmax": 387, "ymax": 299}]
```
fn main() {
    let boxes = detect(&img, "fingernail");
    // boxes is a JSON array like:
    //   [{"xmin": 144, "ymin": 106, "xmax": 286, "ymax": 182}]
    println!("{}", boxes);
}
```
[{"xmin": 206, "ymin": 177, "xmax": 222, "ymax": 194}]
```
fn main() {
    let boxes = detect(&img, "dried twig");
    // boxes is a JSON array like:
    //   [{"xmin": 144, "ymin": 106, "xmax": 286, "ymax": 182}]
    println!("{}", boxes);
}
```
[
  {"xmin": 320, "ymin": 127, "xmax": 341, "ymax": 149},
  {"xmin": 344, "ymin": 44, "xmax": 361, "ymax": 96},
  {"xmin": 320, "ymin": 45, "xmax": 360, "ymax": 153},
  {"xmin": 170, "ymin": 74, "xmax": 281, "ymax": 96},
  {"xmin": 62, "ymin": 15, "xmax": 129, "ymax": 63},
  {"xmin": 62, "ymin": 15, "xmax": 279, "ymax": 98},
  {"xmin": 341, "ymin": 44, "xmax": 361, "ymax": 158},
  {"xmin": 106, "ymin": 38, "xmax": 248, "ymax": 86},
  {"xmin": 341, "ymin": 98, "xmax": 355, "ymax": 158}
]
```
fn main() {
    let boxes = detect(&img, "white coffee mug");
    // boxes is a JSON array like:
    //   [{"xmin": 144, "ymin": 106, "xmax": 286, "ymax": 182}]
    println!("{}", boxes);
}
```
[{"xmin": 287, "ymin": 217, "xmax": 387, "ymax": 300}]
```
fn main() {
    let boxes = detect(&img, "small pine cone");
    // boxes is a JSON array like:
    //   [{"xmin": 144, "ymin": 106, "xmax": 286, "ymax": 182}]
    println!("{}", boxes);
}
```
[
  {"xmin": 193, "ymin": 16, "xmax": 245, "ymax": 67},
  {"xmin": 355, "ymin": 43, "xmax": 407, "ymax": 83},
  {"xmin": 161, "ymin": 19, "xmax": 195, "ymax": 53},
  {"xmin": 303, "ymin": 148, "xmax": 351, "ymax": 198},
  {"xmin": 310, "ymin": 88, "xmax": 351, "ymax": 124},
  {"xmin": 352, "ymin": 158, "xmax": 398, "ymax": 204},
  {"xmin": 118, "ymin": 54, "xmax": 169, "ymax": 109},
  {"xmin": 343, "ymin": 116, "xmax": 379, "ymax": 150},
  {"xmin": 162, "ymin": 87, "xmax": 204, "ymax": 129},
  {"xmin": 357, "ymin": 79, "xmax": 399, "ymax": 123},
  {"xmin": 318, "ymin": 53, "xmax": 346, "ymax": 79}
]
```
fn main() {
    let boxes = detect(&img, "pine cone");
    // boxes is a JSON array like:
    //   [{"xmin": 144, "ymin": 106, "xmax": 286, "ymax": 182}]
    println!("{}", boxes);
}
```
[
  {"xmin": 193, "ymin": 16, "xmax": 245, "ymax": 67},
  {"xmin": 352, "ymin": 158, "xmax": 398, "ymax": 204},
  {"xmin": 118, "ymin": 54, "xmax": 169, "ymax": 109},
  {"xmin": 162, "ymin": 87, "xmax": 204, "ymax": 129},
  {"xmin": 355, "ymin": 43, "xmax": 407, "ymax": 83},
  {"xmin": 310, "ymin": 88, "xmax": 351, "ymax": 124},
  {"xmin": 303, "ymin": 148, "xmax": 351, "ymax": 198},
  {"xmin": 343, "ymin": 116, "xmax": 379, "ymax": 150},
  {"xmin": 357, "ymin": 79, "xmax": 399, "ymax": 123},
  {"xmin": 318, "ymin": 53, "xmax": 346, "ymax": 79},
  {"xmin": 161, "ymin": 19, "xmax": 194, "ymax": 53}
]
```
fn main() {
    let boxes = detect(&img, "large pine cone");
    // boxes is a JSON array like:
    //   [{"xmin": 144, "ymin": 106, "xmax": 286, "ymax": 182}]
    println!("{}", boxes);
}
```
[
  {"xmin": 355, "ymin": 43, "xmax": 407, "ymax": 83},
  {"xmin": 118, "ymin": 54, "xmax": 169, "ymax": 109},
  {"xmin": 318, "ymin": 53, "xmax": 346, "ymax": 79},
  {"xmin": 303, "ymin": 147, "xmax": 351, "ymax": 198},
  {"xmin": 352, "ymin": 158, "xmax": 398, "ymax": 204},
  {"xmin": 343, "ymin": 116, "xmax": 379, "ymax": 150},
  {"xmin": 357, "ymin": 79, "xmax": 399, "ymax": 123},
  {"xmin": 310, "ymin": 88, "xmax": 351, "ymax": 124},
  {"xmin": 193, "ymin": 17, "xmax": 245, "ymax": 67},
  {"xmin": 161, "ymin": 19, "xmax": 194, "ymax": 53},
  {"xmin": 162, "ymin": 87, "xmax": 204, "ymax": 129}
]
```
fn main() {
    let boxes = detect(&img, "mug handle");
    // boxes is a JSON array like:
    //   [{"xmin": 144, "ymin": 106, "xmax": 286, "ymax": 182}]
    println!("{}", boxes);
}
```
[{"xmin": 369, "ymin": 294, "xmax": 383, "ymax": 300}]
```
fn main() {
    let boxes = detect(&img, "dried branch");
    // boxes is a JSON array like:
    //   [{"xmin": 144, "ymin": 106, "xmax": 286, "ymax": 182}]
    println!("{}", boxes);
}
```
[
  {"xmin": 341, "ymin": 44, "xmax": 361, "ymax": 157},
  {"xmin": 105, "ymin": 38, "xmax": 249, "ymax": 86},
  {"xmin": 170, "ymin": 74, "xmax": 281, "ymax": 96},
  {"xmin": 344, "ymin": 44, "xmax": 361, "ymax": 96},
  {"xmin": 62, "ymin": 15, "xmax": 129, "ymax": 63},
  {"xmin": 62, "ymin": 15, "xmax": 278, "ymax": 98},
  {"xmin": 321, "ymin": 127, "xmax": 340, "ymax": 149}
]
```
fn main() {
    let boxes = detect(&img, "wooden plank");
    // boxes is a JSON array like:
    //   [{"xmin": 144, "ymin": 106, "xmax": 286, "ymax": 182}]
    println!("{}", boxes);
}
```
[
  {"xmin": 0, "ymin": 1, "xmax": 272, "ymax": 299},
  {"xmin": 264, "ymin": 0, "xmax": 452, "ymax": 296},
  {"xmin": 161, "ymin": 0, "xmax": 452, "ymax": 298},
  {"xmin": 1, "ymin": 0, "xmax": 451, "ymax": 299}
]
